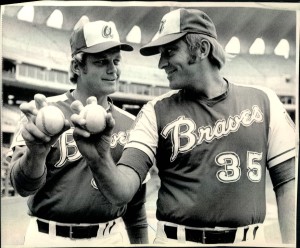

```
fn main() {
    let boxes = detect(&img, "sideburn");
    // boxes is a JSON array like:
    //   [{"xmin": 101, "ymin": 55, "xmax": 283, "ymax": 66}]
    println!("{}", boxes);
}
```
[
  {"xmin": 81, "ymin": 63, "xmax": 88, "ymax": 74},
  {"xmin": 188, "ymin": 52, "xmax": 197, "ymax": 65}
]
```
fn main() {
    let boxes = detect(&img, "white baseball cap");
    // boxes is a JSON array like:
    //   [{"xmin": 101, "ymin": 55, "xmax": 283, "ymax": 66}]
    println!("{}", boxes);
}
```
[
  {"xmin": 70, "ymin": 20, "xmax": 133, "ymax": 56},
  {"xmin": 140, "ymin": 8, "xmax": 218, "ymax": 56}
]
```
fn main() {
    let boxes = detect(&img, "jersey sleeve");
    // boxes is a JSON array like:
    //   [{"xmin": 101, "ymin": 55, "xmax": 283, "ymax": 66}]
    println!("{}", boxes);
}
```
[
  {"xmin": 6, "ymin": 111, "xmax": 28, "ymax": 157},
  {"xmin": 8, "ymin": 145, "xmax": 47, "ymax": 196},
  {"xmin": 118, "ymin": 102, "xmax": 158, "ymax": 184},
  {"xmin": 124, "ymin": 101, "xmax": 158, "ymax": 165},
  {"xmin": 6, "ymin": 101, "xmax": 47, "ymax": 196},
  {"xmin": 267, "ymin": 88, "xmax": 297, "ymax": 168}
]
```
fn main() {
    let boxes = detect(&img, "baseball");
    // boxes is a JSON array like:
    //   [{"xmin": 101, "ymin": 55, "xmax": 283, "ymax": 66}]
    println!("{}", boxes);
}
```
[
  {"xmin": 36, "ymin": 105, "xmax": 65, "ymax": 136},
  {"xmin": 80, "ymin": 104, "xmax": 107, "ymax": 134}
]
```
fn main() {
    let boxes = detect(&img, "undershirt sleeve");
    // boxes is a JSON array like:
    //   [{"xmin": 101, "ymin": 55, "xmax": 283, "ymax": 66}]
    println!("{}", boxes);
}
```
[
  {"xmin": 268, "ymin": 157, "xmax": 295, "ymax": 190},
  {"xmin": 117, "ymin": 147, "xmax": 153, "ymax": 186}
]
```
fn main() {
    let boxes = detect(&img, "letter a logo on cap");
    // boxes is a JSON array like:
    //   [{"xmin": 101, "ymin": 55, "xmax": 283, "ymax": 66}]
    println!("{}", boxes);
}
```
[
  {"xmin": 158, "ymin": 20, "xmax": 166, "ymax": 34},
  {"xmin": 102, "ymin": 25, "xmax": 113, "ymax": 38}
]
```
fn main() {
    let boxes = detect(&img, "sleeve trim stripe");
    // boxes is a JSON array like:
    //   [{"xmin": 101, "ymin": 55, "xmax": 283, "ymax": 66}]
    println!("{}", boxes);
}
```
[
  {"xmin": 125, "ymin": 142, "xmax": 156, "ymax": 162},
  {"xmin": 268, "ymin": 149, "xmax": 296, "ymax": 168},
  {"xmin": 268, "ymin": 148, "xmax": 295, "ymax": 163}
]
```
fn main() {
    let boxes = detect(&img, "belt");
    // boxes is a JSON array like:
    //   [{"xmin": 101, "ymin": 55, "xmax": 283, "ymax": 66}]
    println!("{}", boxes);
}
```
[
  {"xmin": 164, "ymin": 225, "xmax": 256, "ymax": 244},
  {"xmin": 37, "ymin": 219, "xmax": 102, "ymax": 239}
]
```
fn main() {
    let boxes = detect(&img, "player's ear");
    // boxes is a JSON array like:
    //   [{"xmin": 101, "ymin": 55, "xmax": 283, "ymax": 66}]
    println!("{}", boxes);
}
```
[
  {"xmin": 199, "ymin": 39, "xmax": 211, "ymax": 60},
  {"xmin": 71, "ymin": 59, "xmax": 81, "ymax": 76}
]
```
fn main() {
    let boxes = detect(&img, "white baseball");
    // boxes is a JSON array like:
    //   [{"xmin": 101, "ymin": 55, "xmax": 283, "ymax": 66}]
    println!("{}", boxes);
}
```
[
  {"xmin": 80, "ymin": 104, "xmax": 107, "ymax": 134},
  {"xmin": 36, "ymin": 105, "xmax": 65, "ymax": 136}
]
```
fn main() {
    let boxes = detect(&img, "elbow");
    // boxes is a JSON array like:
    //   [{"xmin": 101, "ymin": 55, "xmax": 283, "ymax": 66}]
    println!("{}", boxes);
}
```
[
  {"xmin": 12, "ymin": 181, "xmax": 38, "ymax": 197},
  {"xmin": 17, "ymin": 190, "xmax": 33, "ymax": 197},
  {"xmin": 274, "ymin": 178, "xmax": 295, "ymax": 196}
]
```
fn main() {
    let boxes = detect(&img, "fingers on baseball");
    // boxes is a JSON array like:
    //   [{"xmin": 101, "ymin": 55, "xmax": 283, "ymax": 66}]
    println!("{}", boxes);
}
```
[
  {"xmin": 106, "ymin": 113, "xmax": 115, "ymax": 128},
  {"xmin": 73, "ymin": 126, "xmax": 91, "ymax": 138},
  {"xmin": 71, "ymin": 113, "xmax": 87, "ymax": 126},
  {"xmin": 70, "ymin": 114, "xmax": 91, "ymax": 138},
  {"xmin": 22, "ymin": 124, "xmax": 51, "ymax": 143},
  {"xmin": 104, "ymin": 113, "xmax": 115, "ymax": 135},
  {"xmin": 64, "ymin": 119, "xmax": 71, "ymax": 129},
  {"xmin": 70, "ymin": 100, "xmax": 84, "ymax": 114},
  {"xmin": 19, "ymin": 102, "xmax": 37, "ymax": 115},
  {"xmin": 20, "ymin": 102, "xmax": 38, "ymax": 120},
  {"xmin": 34, "ymin": 94, "xmax": 48, "ymax": 110},
  {"xmin": 86, "ymin": 96, "xmax": 97, "ymax": 105}
]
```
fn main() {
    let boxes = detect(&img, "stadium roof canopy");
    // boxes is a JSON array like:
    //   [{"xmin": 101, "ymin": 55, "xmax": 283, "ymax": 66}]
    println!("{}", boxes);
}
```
[{"xmin": 2, "ymin": 2, "xmax": 298, "ymax": 56}]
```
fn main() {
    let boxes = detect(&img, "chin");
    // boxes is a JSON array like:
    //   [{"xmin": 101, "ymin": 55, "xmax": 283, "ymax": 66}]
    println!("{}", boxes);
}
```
[
  {"xmin": 169, "ymin": 80, "xmax": 181, "ymax": 90},
  {"xmin": 106, "ymin": 89, "xmax": 116, "ymax": 95}
]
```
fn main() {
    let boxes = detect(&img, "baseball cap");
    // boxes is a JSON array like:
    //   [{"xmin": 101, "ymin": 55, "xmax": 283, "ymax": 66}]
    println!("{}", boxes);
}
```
[
  {"xmin": 70, "ymin": 20, "xmax": 133, "ymax": 56},
  {"xmin": 140, "ymin": 8, "xmax": 218, "ymax": 56}
]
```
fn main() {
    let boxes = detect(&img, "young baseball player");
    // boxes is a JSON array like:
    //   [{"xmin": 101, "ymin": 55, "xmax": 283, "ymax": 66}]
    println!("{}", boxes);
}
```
[
  {"xmin": 70, "ymin": 8, "xmax": 296, "ymax": 245},
  {"xmin": 6, "ymin": 20, "xmax": 148, "ymax": 246}
]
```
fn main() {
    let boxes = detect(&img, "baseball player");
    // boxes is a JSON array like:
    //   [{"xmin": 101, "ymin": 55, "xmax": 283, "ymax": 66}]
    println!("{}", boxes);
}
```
[
  {"xmin": 70, "ymin": 8, "xmax": 296, "ymax": 245},
  {"xmin": 6, "ymin": 20, "xmax": 148, "ymax": 246}
]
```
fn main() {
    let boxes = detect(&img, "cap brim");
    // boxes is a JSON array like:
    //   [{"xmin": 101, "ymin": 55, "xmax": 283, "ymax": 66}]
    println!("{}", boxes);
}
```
[
  {"xmin": 140, "ymin": 33, "xmax": 186, "ymax": 56},
  {"xmin": 81, "ymin": 41, "xmax": 133, "ymax": 54}
]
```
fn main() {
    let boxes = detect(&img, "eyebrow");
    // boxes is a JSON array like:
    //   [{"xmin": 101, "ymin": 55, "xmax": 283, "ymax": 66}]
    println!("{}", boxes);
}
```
[
  {"xmin": 91, "ymin": 53, "xmax": 122, "ymax": 60},
  {"xmin": 159, "ymin": 43, "xmax": 178, "ymax": 53}
]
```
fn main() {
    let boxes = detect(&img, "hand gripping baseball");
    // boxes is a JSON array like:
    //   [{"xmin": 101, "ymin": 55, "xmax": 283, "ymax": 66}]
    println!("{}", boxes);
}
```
[
  {"xmin": 20, "ymin": 94, "xmax": 69, "ymax": 155},
  {"xmin": 70, "ymin": 96, "xmax": 115, "ymax": 161}
]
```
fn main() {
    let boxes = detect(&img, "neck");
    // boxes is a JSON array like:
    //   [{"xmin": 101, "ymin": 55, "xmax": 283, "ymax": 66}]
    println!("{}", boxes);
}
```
[
  {"xmin": 187, "ymin": 74, "xmax": 226, "ymax": 99},
  {"xmin": 185, "ymin": 59, "xmax": 226, "ymax": 98}
]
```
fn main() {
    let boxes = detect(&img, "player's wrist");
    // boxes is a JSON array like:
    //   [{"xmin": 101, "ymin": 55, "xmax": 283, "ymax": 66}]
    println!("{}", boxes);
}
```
[
  {"xmin": 20, "ymin": 149, "xmax": 48, "ymax": 176},
  {"xmin": 20, "ymin": 152, "xmax": 47, "ymax": 179},
  {"xmin": 87, "ymin": 151, "xmax": 111, "ymax": 168}
]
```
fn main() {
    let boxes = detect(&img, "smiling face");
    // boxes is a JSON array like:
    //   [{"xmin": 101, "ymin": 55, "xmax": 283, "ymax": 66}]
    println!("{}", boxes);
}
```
[
  {"xmin": 79, "ymin": 47, "xmax": 121, "ymax": 97},
  {"xmin": 158, "ymin": 39, "xmax": 199, "ymax": 90}
]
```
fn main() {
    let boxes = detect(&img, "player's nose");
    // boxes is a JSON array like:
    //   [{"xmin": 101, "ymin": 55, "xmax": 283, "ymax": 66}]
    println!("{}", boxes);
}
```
[{"xmin": 158, "ymin": 55, "xmax": 169, "ymax": 69}]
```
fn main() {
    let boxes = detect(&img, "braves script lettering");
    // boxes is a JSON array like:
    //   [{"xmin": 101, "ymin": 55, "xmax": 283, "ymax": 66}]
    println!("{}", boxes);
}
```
[
  {"xmin": 161, "ymin": 105, "xmax": 264, "ymax": 162},
  {"xmin": 55, "ymin": 128, "xmax": 129, "ymax": 167}
]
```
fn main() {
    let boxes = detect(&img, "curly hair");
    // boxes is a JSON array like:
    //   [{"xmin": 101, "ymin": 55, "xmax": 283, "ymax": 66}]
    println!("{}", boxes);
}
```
[{"xmin": 184, "ymin": 33, "xmax": 226, "ymax": 69}]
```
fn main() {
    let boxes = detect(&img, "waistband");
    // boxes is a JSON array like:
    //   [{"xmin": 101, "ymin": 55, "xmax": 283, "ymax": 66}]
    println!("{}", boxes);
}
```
[
  {"xmin": 158, "ymin": 221, "xmax": 264, "ymax": 244},
  {"xmin": 35, "ymin": 217, "xmax": 121, "ymax": 239}
]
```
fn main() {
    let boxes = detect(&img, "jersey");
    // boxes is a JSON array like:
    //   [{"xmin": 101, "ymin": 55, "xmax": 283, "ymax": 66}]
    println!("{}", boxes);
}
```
[
  {"xmin": 120, "ymin": 80, "xmax": 296, "ymax": 228},
  {"xmin": 7, "ymin": 90, "xmax": 147, "ymax": 224}
]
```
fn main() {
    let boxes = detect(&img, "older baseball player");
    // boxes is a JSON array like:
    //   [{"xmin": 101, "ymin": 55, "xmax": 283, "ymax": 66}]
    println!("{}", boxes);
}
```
[
  {"xmin": 7, "ymin": 20, "xmax": 148, "ymax": 246},
  {"xmin": 70, "ymin": 8, "xmax": 296, "ymax": 245}
]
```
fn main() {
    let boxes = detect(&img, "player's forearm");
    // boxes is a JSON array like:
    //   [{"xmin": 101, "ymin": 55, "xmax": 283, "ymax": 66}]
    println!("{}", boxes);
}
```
[
  {"xmin": 127, "ymin": 225, "xmax": 149, "ymax": 244},
  {"xmin": 87, "ymin": 155, "xmax": 140, "ymax": 206},
  {"xmin": 123, "ymin": 202, "xmax": 149, "ymax": 244},
  {"xmin": 275, "ymin": 179, "xmax": 295, "ymax": 244},
  {"xmin": 9, "ymin": 148, "xmax": 47, "ymax": 196},
  {"xmin": 20, "ymin": 148, "xmax": 48, "ymax": 178}
]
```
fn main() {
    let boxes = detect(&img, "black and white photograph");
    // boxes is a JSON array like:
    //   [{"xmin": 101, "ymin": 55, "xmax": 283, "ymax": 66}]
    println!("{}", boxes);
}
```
[{"xmin": 1, "ymin": 1, "xmax": 299, "ymax": 247}]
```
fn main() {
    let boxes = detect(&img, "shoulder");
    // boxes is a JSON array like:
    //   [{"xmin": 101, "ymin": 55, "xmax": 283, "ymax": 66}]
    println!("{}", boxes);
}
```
[
  {"xmin": 27, "ymin": 93, "xmax": 69, "ymax": 107},
  {"xmin": 151, "ymin": 90, "xmax": 180, "ymax": 104},
  {"xmin": 144, "ymin": 90, "xmax": 180, "ymax": 110},
  {"xmin": 112, "ymin": 105, "xmax": 135, "ymax": 121},
  {"xmin": 229, "ymin": 82, "xmax": 282, "ymax": 108},
  {"xmin": 231, "ymin": 82, "xmax": 277, "ymax": 98},
  {"xmin": 46, "ymin": 93, "xmax": 69, "ymax": 103},
  {"xmin": 111, "ymin": 105, "xmax": 136, "ymax": 131},
  {"xmin": 136, "ymin": 90, "xmax": 180, "ymax": 119}
]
